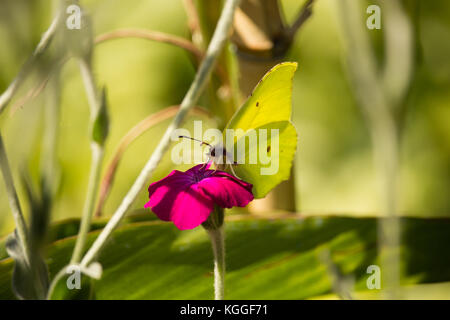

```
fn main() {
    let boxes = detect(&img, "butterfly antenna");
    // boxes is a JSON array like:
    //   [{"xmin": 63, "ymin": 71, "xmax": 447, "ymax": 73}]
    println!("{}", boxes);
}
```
[{"xmin": 178, "ymin": 135, "xmax": 212, "ymax": 148}]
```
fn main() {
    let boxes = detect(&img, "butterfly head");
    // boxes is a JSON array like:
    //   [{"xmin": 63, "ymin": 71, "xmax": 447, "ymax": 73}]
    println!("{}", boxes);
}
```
[{"xmin": 178, "ymin": 136, "xmax": 239, "ymax": 172}]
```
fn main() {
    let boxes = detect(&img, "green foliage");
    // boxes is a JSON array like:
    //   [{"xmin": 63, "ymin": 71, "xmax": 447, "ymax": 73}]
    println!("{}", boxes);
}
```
[{"xmin": 1, "ymin": 215, "xmax": 450, "ymax": 299}]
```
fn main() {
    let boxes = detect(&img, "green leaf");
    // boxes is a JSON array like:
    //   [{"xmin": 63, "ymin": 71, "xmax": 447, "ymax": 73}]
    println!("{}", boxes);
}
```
[
  {"xmin": 314, "ymin": 282, "xmax": 450, "ymax": 300},
  {"xmin": 1, "ymin": 216, "xmax": 450, "ymax": 299},
  {"xmin": 91, "ymin": 87, "xmax": 109, "ymax": 146}
]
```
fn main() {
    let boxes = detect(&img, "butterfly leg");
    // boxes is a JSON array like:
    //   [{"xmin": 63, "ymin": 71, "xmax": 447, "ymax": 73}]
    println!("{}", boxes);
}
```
[
  {"xmin": 200, "ymin": 157, "xmax": 213, "ymax": 170},
  {"xmin": 229, "ymin": 163, "xmax": 242, "ymax": 180}
]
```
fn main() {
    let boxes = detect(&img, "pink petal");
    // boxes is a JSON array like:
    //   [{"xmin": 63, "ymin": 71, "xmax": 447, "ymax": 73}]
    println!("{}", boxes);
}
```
[
  {"xmin": 145, "ymin": 170, "xmax": 214, "ymax": 230},
  {"xmin": 197, "ymin": 172, "xmax": 254, "ymax": 208},
  {"xmin": 170, "ymin": 184, "xmax": 214, "ymax": 230},
  {"xmin": 144, "ymin": 170, "xmax": 192, "ymax": 221}
]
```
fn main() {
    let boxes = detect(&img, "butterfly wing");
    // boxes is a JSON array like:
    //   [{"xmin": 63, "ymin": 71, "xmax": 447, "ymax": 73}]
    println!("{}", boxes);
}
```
[
  {"xmin": 224, "ymin": 62, "xmax": 298, "ymax": 198},
  {"xmin": 232, "ymin": 121, "xmax": 297, "ymax": 198},
  {"xmin": 225, "ymin": 62, "xmax": 298, "ymax": 141}
]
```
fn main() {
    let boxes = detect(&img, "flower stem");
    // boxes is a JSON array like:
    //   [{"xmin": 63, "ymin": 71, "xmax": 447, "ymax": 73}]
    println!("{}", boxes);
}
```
[
  {"xmin": 0, "ymin": 133, "xmax": 31, "ymax": 266},
  {"xmin": 71, "ymin": 144, "xmax": 103, "ymax": 263},
  {"xmin": 79, "ymin": 0, "xmax": 240, "ymax": 269},
  {"xmin": 70, "ymin": 58, "xmax": 105, "ymax": 264},
  {"xmin": 206, "ymin": 226, "xmax": 226, "ymax": 300}
]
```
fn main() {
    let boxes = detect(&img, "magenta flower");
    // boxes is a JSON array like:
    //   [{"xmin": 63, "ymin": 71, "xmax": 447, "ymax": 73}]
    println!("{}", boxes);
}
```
[{"xmin": 145, "ymin": 164, "xmax": 254, "ymax": 230}]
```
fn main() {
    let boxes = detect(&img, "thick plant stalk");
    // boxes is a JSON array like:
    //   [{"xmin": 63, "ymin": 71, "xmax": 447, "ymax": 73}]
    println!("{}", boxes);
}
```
[
  {"xmin": 338, "ymin": 0, "xmax": 413, "ymax": 299},
  {"xmin": 78, "ymin": 0, "xmax": 241, "ymax": 268},
  {"xmin": 232, "ymin": 0, "xmax": 315, "ymax": 92},
  {"xmin": 231, "ymin": 0, "xmax": 316, "ymax": 213}
]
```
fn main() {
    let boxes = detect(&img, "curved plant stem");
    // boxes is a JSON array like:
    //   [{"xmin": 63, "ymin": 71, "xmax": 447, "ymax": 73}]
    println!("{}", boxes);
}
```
[
  {"xmin": 79, "ymin": 0, "xmax": 241, "ymax": 268},
  {"xmin": 0, "ymin": 10, "xmax": 62, "ymax": 115},
  {"xmin": 95, "ymin": 28, "xmax": 204, "ymax": 61},
  {"xmin": 7, "ymin": 24, "xmax": 223, "ymax": 118},
  {"xmin": 95, "ymin": 105, "xmax": 213, "ymax": 217},
  {"xmin": 182, "ymin": 0, "xmax": 203, "ymax": 45},
  {"xmin": 0, "ymin": 133, "xmax": 30, "ymax": 265},
  {"xmin": 95, "ymin": 28, "xmax": 229, "ymax": 86},
  {"xmin": 206, "ymin": 227, "xmax": 226, "ymax": 300},
  {"xmin": 70, "ymin": 58, "xmax": 106, "ymax": 264}
]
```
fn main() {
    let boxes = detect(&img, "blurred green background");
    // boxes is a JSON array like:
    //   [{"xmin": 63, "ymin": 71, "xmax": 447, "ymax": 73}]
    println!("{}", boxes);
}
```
[{"xmin": 0, "ymin": 0, "xmax": 449, "ymax": 238}]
